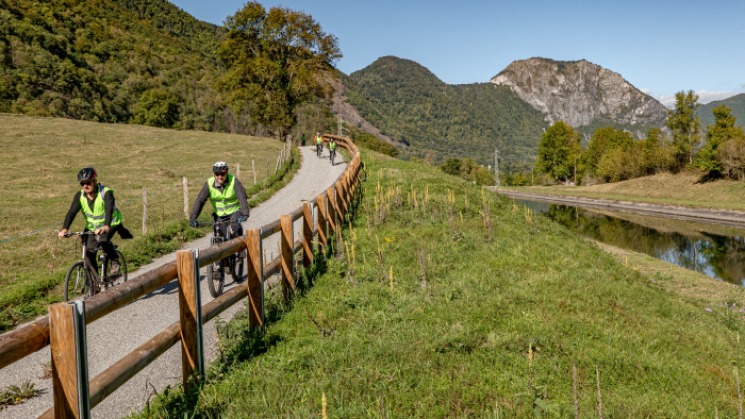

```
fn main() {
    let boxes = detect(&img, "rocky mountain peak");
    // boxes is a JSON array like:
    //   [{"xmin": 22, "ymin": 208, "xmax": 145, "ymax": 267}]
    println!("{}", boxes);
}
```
[{"xmin": 490, "ymin": 57, "xmax": 668, "ymax": 130}]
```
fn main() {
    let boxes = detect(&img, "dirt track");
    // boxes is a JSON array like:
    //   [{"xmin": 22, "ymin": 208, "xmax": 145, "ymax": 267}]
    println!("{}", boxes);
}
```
[
  {"xmin": 0, "ymin": 146, "xmax": 347, "ymax": 419},
  {"xmin": 496, "ymin": 189, "xmax": 745, "ymax": 229}
]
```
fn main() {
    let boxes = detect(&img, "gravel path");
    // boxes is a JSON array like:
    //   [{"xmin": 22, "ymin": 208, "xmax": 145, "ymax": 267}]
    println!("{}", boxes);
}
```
[
  {"xmin": 0, "ymin": 146, "xmax": 346, "ymax": 419},
  {"xmin": 496, "ymin": 189, "xmax": 745, "ymax": 229}
]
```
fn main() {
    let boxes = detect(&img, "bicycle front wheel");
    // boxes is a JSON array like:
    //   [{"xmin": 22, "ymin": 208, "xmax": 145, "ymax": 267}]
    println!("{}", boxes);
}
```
[
  {"xmin": 231, "ymin": 254, "xmax": 245, "ymax": 283},
  {"xmin": 64, "ymin": 261, "xmax": 93, "ymax": 301}
]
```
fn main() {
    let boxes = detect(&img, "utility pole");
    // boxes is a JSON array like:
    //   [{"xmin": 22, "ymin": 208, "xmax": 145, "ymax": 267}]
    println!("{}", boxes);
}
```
[
  {"xmin": 494, "ymin": 148, "xmax": 500, "ymax": 189},
  {"xmin": 336, "ymin": 116, "xmax": 344, "ymax": 137}
]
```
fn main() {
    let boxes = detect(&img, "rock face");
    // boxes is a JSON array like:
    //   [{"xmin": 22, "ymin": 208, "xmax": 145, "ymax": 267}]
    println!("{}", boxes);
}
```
[{"xmin": 490, "ymin": 58, "xmax": 668, "ymax": 130}]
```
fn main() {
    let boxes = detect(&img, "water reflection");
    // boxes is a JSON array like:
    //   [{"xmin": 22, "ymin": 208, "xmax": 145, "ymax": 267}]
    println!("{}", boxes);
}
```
[{"xmin": 520, "ymin": 200, "xmax": 745, "ymax": 286}]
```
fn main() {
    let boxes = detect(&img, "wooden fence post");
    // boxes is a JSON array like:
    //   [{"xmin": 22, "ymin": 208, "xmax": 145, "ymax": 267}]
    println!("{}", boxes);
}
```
[
  {"xmin": 246, "ymin": 229, "xmax": 264, "ymax": 328},
  {"xmin": 336, "ymin": 180, "xmax": 347, "ymax": 219},
  {"xmin": 280, "ymin": 214, "xmax": 295, "ymax": 301},
  {"xmin": 251, "ymin": 159, "xmax": 257, "ymax": 185},
  {"xmin": 49, "ymin": 301, "xmax": 89, "ymax": 419},
  {"xmin": 182, "ymin": 177, "xmax": 189, "ymax": 219},
  {"xmin": 302, "ymin": 202, "xmax": 313, "ymax": 269},
  {"xmin": 326, "ymin": 186, "xmax": 337, "ymax": 235},
  {"xmin": 176, "ymin": 250, "xmax": 203, "ymax": 388},
  {"xmin": 236, "ymin": 163, "xmax": 240, "ymax": 180},
  {"xmin": 142, "ymin": 187, "xmax": 148, "ymax": 236},
  {"xmin": 316, "ymin": 194, "xmax": 328, "ymax": 248}
]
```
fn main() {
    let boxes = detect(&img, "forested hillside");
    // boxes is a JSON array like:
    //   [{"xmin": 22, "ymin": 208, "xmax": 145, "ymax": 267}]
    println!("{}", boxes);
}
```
[
  {"xmin": 345, "ymin": 56, "xmax": 547, "ymax": 170},
  {"xmin": 698, "ymin": 93, "xmax": 745, "ymax": 129},
  {"xmin": 0, "ymin": 0, "xmax": 234, "ymax": 131}
]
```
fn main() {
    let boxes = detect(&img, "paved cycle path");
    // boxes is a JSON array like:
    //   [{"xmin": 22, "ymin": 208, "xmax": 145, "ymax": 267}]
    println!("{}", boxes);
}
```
[{"xmin": 0, "ymin": 146, "xmax": 346, "ymax": 419}]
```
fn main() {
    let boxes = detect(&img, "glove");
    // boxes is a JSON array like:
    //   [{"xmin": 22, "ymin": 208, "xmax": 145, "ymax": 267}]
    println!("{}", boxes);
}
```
[
  {"xmin": 237, "ymin": 216, "xmax": 248, "ymax": 223},
  {"xmin": 190, "ymin": 219, "xmax": 198, "ymax": 228}
]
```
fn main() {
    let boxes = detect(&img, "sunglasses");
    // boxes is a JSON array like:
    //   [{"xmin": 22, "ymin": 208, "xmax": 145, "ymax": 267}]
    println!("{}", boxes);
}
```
[
  {"xmin": 80, "ymin": 180, "xmax": 95, "ymax": 186},
  {"xmin": 214, "ymin": 171, "xmax": 228, "ymax": 176}
]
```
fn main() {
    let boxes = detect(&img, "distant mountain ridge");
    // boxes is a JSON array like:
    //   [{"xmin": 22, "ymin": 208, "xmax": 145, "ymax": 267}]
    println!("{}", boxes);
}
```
[
  {"xmin": 490, "ymin": 57, "xmax": 668, "ymax": 136},
  {"xmin": 698, "ymin": 93, "xmax": 745, "ymax": 129},
  {"xmin": 343, "ymin": 56, "xmax": 547, "ymax": 169}
]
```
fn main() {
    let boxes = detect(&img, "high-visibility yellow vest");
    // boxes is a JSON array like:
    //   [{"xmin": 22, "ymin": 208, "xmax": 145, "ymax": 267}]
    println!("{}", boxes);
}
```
[
  {"xmin": 208, "ymin": 174, "xmax": 239, "ymax": 217},
  {"xmin": 79, "ymin": 185, "xmax": 122, "ymax": 231}
]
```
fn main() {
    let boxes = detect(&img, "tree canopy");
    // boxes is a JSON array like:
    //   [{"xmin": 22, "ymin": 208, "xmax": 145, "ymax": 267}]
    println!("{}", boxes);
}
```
[{"xmin": 217, "ymin": 2, "xmax": 341, "ymax": 138}]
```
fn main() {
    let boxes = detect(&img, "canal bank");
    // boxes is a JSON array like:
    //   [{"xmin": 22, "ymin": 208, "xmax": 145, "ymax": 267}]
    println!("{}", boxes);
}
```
[{"xmin": 495, "ymin": 189, "xmax": 745, "ymax": 229}]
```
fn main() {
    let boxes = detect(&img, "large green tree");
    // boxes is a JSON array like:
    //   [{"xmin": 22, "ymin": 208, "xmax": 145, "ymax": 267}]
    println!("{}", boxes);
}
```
[
  {"xmin": 697, "ymin": 105, "xmax": 745, "ymax": 174},
  {"xmin": 217, "ymin": 2, "xmax": 341, "ymax": 138},
  {"xmin": 535, "ymin": 121, "xmax": 582, "ymax": 183},
  {"xmin": 666, "ymin": 90, "xmax": 701, "ymax": 167},
  {"xmin": 585, "ymin": 126, "xmax": 633, "ymax": 175}
]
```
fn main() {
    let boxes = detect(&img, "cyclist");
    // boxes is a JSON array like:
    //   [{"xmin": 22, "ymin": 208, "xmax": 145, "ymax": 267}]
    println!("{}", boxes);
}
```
[
  {"xmin": 189, "ymin": 161, "xmax": 250, "ymax": 238},
  {"xmin": 58, "ymin": 167, "xmax": 132, "ymax": 276},
  {"xmin": 328, "ymin": 137, "xmax": 337, "ymax": 164},
  {"xmin": 314, "ymin": 132, "xmax": 323, "ymax": 156}
]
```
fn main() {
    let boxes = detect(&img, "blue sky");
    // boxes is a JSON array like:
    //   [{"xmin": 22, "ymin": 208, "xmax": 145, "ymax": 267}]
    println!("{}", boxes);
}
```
[{"xmin": 168, "ymin": 0, "xmax": 745, "ymax": 107}]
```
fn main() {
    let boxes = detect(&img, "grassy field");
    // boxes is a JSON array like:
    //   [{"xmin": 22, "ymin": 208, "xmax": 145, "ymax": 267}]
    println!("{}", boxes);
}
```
[
  {"xmin": 137, "ymin": 150, "xmax": 745, "ymax": 417},
  {"xmin": 507, "ymin": 171, "xmax": 745, "ymax": 212},
  {"xmin": 0, "ymin": 114, "xmax": 295, "ymax": 331}
]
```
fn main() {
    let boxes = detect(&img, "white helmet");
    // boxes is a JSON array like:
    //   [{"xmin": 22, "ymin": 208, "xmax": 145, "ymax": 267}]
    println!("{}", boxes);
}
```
[{"xmin": 212, "ymin": 161, "xmax": 229, "ymax": 173}]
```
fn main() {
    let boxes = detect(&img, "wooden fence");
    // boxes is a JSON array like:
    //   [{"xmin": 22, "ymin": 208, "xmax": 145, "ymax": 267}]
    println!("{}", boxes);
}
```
[{"xmin": 0, "ymin": 135, "xmax": 362, "ymax": 418}]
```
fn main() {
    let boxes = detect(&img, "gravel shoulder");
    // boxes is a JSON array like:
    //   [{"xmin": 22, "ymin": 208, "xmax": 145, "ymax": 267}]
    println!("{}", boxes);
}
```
[
  {"xmin": 496, "ymin": 189, "xmax": 745, "ymax": 229},
  {"xmin": 0, "ymin": 146, "xmax": 347, "ymax": 419}
]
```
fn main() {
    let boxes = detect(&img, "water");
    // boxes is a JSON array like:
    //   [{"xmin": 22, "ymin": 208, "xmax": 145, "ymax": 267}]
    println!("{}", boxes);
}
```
[{"xmin": 518, "ymin": 199, "xmax": 745, "ymax": 286}]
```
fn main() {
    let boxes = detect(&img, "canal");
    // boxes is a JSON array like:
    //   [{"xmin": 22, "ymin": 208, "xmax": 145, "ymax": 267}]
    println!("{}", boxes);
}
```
[{"xmin": 518, "ymin": 199, "xmax": 745, "ymax": 286}]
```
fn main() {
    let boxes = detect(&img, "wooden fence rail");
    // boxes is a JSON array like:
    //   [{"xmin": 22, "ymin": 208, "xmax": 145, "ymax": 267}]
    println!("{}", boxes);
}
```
[{"xmin": 0, "ymin": 135, "xmax": 362, "ymax": 419}]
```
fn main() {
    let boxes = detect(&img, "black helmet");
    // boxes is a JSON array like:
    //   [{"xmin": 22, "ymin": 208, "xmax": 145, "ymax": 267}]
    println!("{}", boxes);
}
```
[
  {"xmin": 77, "ymin": 167, "xmax": 97, "ymax": 183},
  {"xmin": 213, "ymin": 161, "xmax": 229, "ymax": 173}
]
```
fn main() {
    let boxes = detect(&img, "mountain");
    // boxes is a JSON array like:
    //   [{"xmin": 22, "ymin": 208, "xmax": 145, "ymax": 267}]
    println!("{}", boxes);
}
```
[
  {"xmin": 490, "ymin": 58, "xmax": 668, "ymax": 137},
  {"xmin": 697, "ymin": 93, "xmax": 745, "ymax": 129},
  {"xmin": 0, "ymin": 0, "xmax": 231, "ymax": 131},
  {"xmin": 344, "ymin": 56, "xmax": 547, "ymax": 169}
]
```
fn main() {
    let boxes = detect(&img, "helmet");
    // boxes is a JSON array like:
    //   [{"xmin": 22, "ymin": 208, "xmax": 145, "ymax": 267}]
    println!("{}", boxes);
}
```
[
  {"xmin": 213, "ymin": 161, "xmax": 229, "ymax": 173},
  {"xmin": 77, "ymin": 167, "xmax": 97, "ymax": 182}
]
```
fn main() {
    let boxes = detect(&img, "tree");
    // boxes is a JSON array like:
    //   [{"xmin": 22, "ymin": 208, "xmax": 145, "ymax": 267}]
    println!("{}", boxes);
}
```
[
  {"xmin": 665, "ymin": 90, "xmax": 701, "ymax": 167},
  {"xmin": 133, "ymin": 89, "xmax": 180, "ymax": 128},
  {"xmin": 217, "ymin": 2, "xmax": 341, "ymax": 138},
  {"xmin": 697, "ymin": 105, "xmax": 745, "ymax": 174},
  {"xmin": 535, "ymin": 121, "xmax": 582, "ymax": 183},
  {"xmin": 585, "ymin": 126, "xmax": 633, "ymax": 175}
]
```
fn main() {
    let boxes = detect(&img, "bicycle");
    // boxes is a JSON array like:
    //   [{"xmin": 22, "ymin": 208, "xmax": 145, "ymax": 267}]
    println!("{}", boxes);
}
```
[
  {"xmin": 62, "ymin": 231, "xmax": 128, "ymax": 301},
  {"xmin": 200, "ymin": 218, "xmax": 245, "ymax": 298},
  {"xmin": 316, "ymin": 142, "xmax": 323, "ymax": 158},
  {"xmin": 329, "ymin": 147, "xmax": 336, "ymax": 165}
]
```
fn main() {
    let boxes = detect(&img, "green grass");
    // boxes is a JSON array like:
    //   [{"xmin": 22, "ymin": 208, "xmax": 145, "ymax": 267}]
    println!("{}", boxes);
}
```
[
  {"xmin": 507, "ymin": 170, "xmax": 745, "ymax": 212},
  {"xmin": 0, "ymin": 114, "xmax": 298, "ymax": 331},
  {"xmin": 136, "ymin": 150, "xmax": 745, "ymax": 417}
]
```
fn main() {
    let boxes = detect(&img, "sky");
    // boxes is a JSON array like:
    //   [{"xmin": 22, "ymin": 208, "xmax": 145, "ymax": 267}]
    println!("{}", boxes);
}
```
[{"xmin": 168, "ymin": 0, "xmax": 745, "ymax": 107}]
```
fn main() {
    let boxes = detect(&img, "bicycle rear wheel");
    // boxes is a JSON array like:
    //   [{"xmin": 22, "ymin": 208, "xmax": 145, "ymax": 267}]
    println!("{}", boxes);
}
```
[
  {"xmin": 231, "ymin": 254, "xmax": 245, "ymax": 283},
  {"xmin": 64, "ymin": 261, "xmax": 93, "ymax": 301},
  {"xmin": 105, "ymin": 250, "xmax": 128, "ymax": 287},
  {"xmin": 207, "ymin": 263, "xmax": 225, "ymax": 298}
]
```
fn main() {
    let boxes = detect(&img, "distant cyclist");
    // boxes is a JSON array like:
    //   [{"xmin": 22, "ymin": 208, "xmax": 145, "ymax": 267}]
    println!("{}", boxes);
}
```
[
  {"xmin": 328, "ymin": 137, "xmax": 337, "ymax": 164},
  {"xmin": 189, "ymin": 161, "xmax": 250, "ymax": 238},
  {"xmin": 314, "ymin": 132, "xmax": 323, "ymax": 157},
  {"xmin": 58, "ymin": 167, "xmax": 132, "ymax": 274}
]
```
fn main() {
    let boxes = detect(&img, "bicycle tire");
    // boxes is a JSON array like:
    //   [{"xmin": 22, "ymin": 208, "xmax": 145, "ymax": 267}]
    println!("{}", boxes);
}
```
[
  {"xmin": 105, "ymin": 250, "xmax": 128, "ymax": 287},
  {"xmin": 207, "ymin": 263, "xmax": 224, "ymax": 298},
  {"xmin": 231, "ymin": 254, "xmax": 245, "ymax": 283},
  {"xmin": 64, "ymin": 261, "xmax": 93, "ymax": 301}
]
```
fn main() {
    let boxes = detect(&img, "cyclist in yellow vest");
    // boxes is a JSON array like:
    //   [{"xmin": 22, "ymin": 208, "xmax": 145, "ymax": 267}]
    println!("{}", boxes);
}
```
[
  {"xmin": 58, "ymin": 167, "xmax": 132, "ymax": 273},
  {"xmin": 328, "ymin": 137, "xmax": 337, "ymax": 164},
  {"xmin": 314, "ymin": 132, "xmax": 323, "ymax": 156},
  {"xmin": 189, "ymin": 161, "xmax": 250, "ymax": 238}
]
